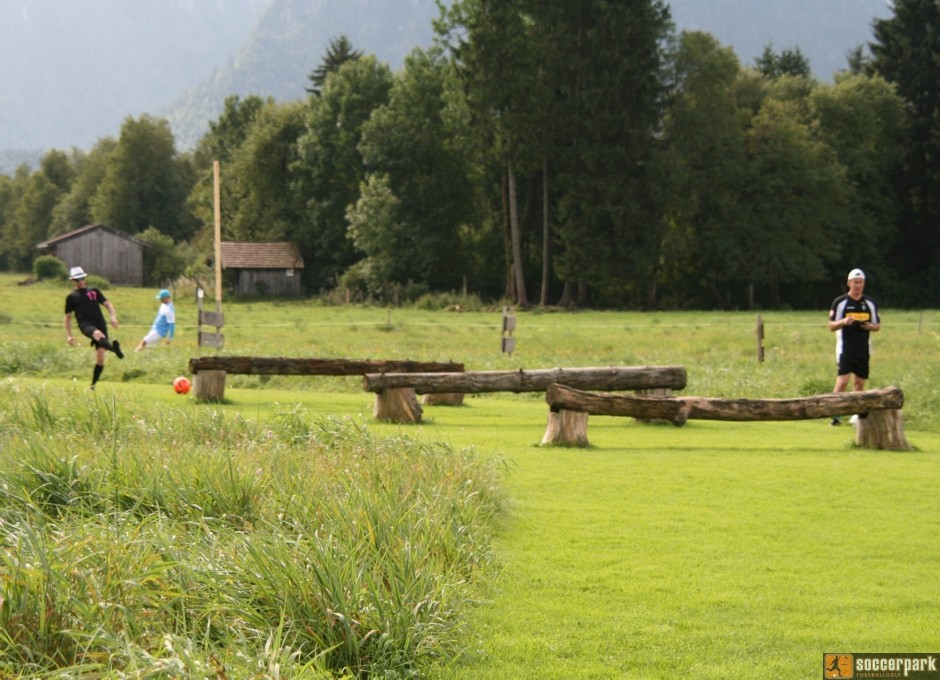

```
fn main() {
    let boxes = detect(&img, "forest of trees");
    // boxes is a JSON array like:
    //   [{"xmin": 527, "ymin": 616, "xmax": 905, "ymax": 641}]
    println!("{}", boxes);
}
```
[{"xmin": 1, "ymin": 0, "xmax": 937, "ymax": 310}]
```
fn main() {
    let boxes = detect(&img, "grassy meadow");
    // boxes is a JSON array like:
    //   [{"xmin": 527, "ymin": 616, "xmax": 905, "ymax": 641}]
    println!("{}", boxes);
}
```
[{"xmin": 1, "ymin": 272, "xmax": 939, "ymax": 678}]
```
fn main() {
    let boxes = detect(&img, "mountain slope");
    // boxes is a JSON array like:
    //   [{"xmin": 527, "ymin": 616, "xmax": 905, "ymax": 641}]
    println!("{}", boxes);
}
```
[
  {"xmin": 0, "ymin": 0, "xmax": 265, "ymax": 153},
  {"xmin": 164, "ymin": 0, "xmax": 440, "ymax": 149}
]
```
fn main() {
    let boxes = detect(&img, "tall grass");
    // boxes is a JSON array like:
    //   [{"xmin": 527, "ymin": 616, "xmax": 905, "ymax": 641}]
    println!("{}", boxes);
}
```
[{"xmin": 0, "ymin": 382, "xmax": 504, "ymax": 677}]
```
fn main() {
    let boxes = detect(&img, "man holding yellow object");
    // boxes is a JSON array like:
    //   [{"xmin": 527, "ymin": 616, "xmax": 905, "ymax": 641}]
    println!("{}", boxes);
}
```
[{"xmin": 828, "ymin": 268, "xmax": 881, "ymax": 424}]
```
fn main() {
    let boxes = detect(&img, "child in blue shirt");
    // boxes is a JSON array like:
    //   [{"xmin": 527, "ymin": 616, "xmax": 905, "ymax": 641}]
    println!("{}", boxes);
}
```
[{"xmin": 135, "ymin": 289, "xmax": 176, "ymax": 351}]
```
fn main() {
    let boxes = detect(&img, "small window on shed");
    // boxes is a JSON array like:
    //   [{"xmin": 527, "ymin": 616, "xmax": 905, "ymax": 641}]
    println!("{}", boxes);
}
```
[{"xmin": 286, "ymin": 269, "xmax": 294, "ymax": 277}]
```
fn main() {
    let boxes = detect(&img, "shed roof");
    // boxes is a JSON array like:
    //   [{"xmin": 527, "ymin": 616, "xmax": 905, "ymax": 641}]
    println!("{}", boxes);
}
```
[
  {"xmin": 220, "ymin": 241, "xmax": 305, "ymax": 269},
  {"xmin": 36, "ymin": 224, "xmax": 144, "ymax": 249}
]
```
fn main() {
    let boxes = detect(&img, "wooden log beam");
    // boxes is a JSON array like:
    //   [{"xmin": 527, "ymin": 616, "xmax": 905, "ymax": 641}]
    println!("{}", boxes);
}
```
[
  {"xmin": 189, "ymin": 356, "xmax": 463, "ymax": 376},
  {"xmin": 363, "ymin": 365, "xmax": 687, "ymax": 395},
  {"xmin": 545, "ymin": 384, "xmax": 904, "ymax": 426}
]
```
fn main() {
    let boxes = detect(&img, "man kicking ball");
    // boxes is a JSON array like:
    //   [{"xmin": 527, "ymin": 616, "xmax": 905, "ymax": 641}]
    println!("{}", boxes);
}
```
[{"xmin": 64, "ymin": 266, "xmax": 124, "ymax": 389}]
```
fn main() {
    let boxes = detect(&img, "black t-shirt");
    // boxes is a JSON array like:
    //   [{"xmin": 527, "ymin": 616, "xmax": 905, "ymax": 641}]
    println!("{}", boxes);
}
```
[
  {"xmin": 829, "ymin": 293, "xmax": 879, "ymax": 357},
  {"xmin": 65, "ymin": 287, "xmax": 109, "ymax": 332}
]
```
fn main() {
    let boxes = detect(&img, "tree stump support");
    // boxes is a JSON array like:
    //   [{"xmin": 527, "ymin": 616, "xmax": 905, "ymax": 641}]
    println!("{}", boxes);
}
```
[
  {"xmin": 854, "ymin": 409, "xmax": 911, "ymax": 450},
  {"xmin": 541, "ymin": 409, "xmax": 589, "ymax": 447},
  {"xmin": 194, "ymin": 370, "xmax": 226, "ymax": 402},
  {"xmin": 374, "ymin": 387, "xmax": 424, "ymax": 424}
]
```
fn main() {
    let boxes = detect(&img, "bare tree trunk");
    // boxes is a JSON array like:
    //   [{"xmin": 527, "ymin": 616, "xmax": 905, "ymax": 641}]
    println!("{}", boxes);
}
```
[
  {"xmin": 558, "ymin": 281, "xmax": 576, "ymax": 308},
  {"xmin": 502, "ymin": 168, "xmax": 513, "ymax": 300},
  {"xmin": 646, "ymin": 272, "xmax": 658, "ymax": 310},
  {"xmin": 507, "ymin": 161, "xmax": 529, "ymax": 308},
  {"xmin": 540, "ymin": 157, "xmax": 550, "ymax": 307}
]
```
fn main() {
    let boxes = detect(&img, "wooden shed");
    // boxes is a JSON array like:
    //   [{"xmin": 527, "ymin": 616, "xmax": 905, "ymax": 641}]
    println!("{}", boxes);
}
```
[
  {"xmin": 36, "ymin": 224, "xmax": 145, "ymax": 285},
  {"xmin": 220, "ymin": 241, "xmax": 305, "ymax": 297}
]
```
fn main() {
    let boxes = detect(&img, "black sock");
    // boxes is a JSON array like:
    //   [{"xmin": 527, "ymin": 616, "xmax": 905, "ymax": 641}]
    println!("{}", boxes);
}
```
[
  {"xmin": 92, "ymin": 364, "xmax": 104, "ymax": 386},
  {"xmin": 96, "ymin": 337, "xmax": 113, "ymax": 351}
]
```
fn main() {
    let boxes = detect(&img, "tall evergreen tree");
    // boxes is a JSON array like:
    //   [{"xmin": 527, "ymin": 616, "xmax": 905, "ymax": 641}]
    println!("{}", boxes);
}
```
[
  {"xmin": 440, "ymin": 0, "xmax": 672, "ymax": 308},
  {"xmin": 870, "ymin": 0, "xmax": 940, "ymax": 300},
  {"xmin": 547, "ymin": 0, "xmax": 672, "ymax": 306},
  {"xmin": 437, "ymin": 0, "xmax": 538, "ymax": 306},
  {"xmin": 354, "ymin": 48, "xmax": 478, "ymax": 293},
  {"xmin": 306, "ymin": 35, "xmax": 364, "ymax": 97},
  {"xmin": 292, "ymin": 56, "xmax": 393, "ymax": 291},
  {"xmin": 660, "ymin": 31, "xmax": 750, "ymax": 308}
]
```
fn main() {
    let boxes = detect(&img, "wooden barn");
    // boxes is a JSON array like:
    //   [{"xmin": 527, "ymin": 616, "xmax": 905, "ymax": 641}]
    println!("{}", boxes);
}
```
[
  {"xmin": 220, "ymin": 241, "xmax": 305, "ymax": 297},
  {"xmin": 36, "ymin": 224, "xmax": 145, "ymax": 285}
]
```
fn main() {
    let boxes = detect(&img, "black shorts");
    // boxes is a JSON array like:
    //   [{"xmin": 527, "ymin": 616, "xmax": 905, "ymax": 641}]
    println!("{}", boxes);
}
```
[
  {"xmin": 79, "ymin": 323, "xmax": 106, "ymax": 344},
  {"xmin": 837, "ymin": 353, "xmax": 870, "ymax": 379}
]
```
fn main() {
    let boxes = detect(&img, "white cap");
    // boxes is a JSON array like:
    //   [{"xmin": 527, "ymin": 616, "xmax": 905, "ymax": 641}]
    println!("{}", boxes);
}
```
[
  {"xmin": 847, "ymin": 268, "xmax": 865, "ymax": 282},
  {"xmin": 69, "ymin": 266, "xmax": 87, "ymax": 280}
]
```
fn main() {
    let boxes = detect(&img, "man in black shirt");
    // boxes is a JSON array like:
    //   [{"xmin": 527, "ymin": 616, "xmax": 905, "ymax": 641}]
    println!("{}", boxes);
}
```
[
  {"xmin": 827, "ymin": 268, "xmax": 880, "ymax": 424},
  {"xmin": 64, "ymin": 266, "xmax": 124, "ymax": 389}
]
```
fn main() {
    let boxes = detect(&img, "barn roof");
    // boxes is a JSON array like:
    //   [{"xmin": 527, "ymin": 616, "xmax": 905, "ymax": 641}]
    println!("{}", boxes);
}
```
[
  {"xmin": 36, "ymin": 223, "xmax": 144, "ymax": 249},
  {"xmin": 220, "ymin": 241, "xmax": 305, "ymax": 269}
]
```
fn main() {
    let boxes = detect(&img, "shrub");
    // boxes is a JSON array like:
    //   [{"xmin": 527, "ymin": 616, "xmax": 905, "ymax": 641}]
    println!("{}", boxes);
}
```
[
  {"xmin": 33, "ymin": 255, "xmax": 67, "ymax": 281},
  {"xmin": 85, "ymin": 274, "xmax": 110, "ymax": 290},
  {"xmin": 414, "ymin": 291, "xmax": 486, "ymax": 311}
]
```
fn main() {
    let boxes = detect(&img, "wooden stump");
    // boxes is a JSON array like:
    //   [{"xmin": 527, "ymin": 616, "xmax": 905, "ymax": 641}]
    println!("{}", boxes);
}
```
[
  {"xmin": 194, "ymin": 370, "xmax": 226, "ymax": 402},
  {"xmin": 374, "ymin": 388, "xmax": 423, "ymax": 423},
  {"xmin": 854, "ymin": 409, "xmax": 912, "ymax": 450},
  {"xmin": 541, "ymin": 409, "xmax": 589, "ymax": 447},
  {"xmin": 422, "ymin": 393, "xmax": 465, "ymax": 406}
]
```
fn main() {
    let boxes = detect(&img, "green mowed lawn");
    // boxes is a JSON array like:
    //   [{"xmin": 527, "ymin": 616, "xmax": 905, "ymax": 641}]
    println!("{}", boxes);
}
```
[{"xmin": 25, "ymin": 378, "xmax": 937, "ymax": 679}]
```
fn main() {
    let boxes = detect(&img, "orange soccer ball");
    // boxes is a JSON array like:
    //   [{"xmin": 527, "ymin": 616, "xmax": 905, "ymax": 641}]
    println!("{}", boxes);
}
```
[{"xmin": 173, "ymin": 376, "xmax": 192, "ymax": 394}]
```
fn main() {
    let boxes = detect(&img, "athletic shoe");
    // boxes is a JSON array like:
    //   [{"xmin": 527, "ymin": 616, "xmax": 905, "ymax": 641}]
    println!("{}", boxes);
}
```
[
  {"xmin": 112, "ymin": 340, "xmax": 124, "ymax": 359},
  {"xmin": 829, "ymin": 417, "xmax": 841, "ymax": 426}
]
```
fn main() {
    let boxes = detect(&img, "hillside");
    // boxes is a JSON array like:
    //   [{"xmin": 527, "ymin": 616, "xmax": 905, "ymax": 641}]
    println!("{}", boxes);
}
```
[
  {"xmin": 164, "ymin": 0, "xmax": 440, "ymax": 149},
  {"xmin": 0, "ymin": 0, "xmax": 894, "ymax": 165}
]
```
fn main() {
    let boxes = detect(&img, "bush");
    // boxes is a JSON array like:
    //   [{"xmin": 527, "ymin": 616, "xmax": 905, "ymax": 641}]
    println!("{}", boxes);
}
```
[
  {"xmin": 33, "ymin": 255, "xmax": 67, "ymax": 281},
  {"xmin": 414, "ymin": 291, "xmax": 486, "ymax": 311},
  {"xmin": 85, "ymin": 275, "xmax": 110, "ymax": 290}
]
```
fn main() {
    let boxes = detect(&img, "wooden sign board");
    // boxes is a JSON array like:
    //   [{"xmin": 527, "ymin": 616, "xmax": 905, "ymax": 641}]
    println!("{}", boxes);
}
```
[
  {"xmin": 199, "ymin": 332, "xmax": 225, "ymax": 349},
  {"xmin": 200, "ymin": 311, "xmax": 224, "ymax": 327}
]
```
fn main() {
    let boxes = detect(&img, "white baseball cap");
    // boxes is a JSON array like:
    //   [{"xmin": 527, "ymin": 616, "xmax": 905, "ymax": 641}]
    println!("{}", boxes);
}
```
[
  {"xmin": 847, "ymin": 268, "xmax": 865, "ymax": 282},
  {"xmin": 69, "ymin": 266, "xmax": 87, "ymax": 280}
]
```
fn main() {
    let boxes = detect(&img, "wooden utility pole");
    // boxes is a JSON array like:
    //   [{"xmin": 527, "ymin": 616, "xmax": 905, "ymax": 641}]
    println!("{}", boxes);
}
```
[
  {"xmin": 214, "ymin": 160, "xmax": 222, "ymax": 310},
  {"xmin": 196, "ymin": 161, "xmax": 225, "ymax": 354}
]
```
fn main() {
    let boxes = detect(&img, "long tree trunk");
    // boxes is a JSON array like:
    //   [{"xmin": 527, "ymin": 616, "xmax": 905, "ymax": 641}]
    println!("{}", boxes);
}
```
[
  {"xmin": 507, "ymin": 160, "xmax": 529, "ymax": 307},
  {"xmin": 540, "ymin": 156, "xmax": 550, "ymax": 307},
  {"xmin": 502, "ymin": 168, "xmax": 514, "ymax": 300}
]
